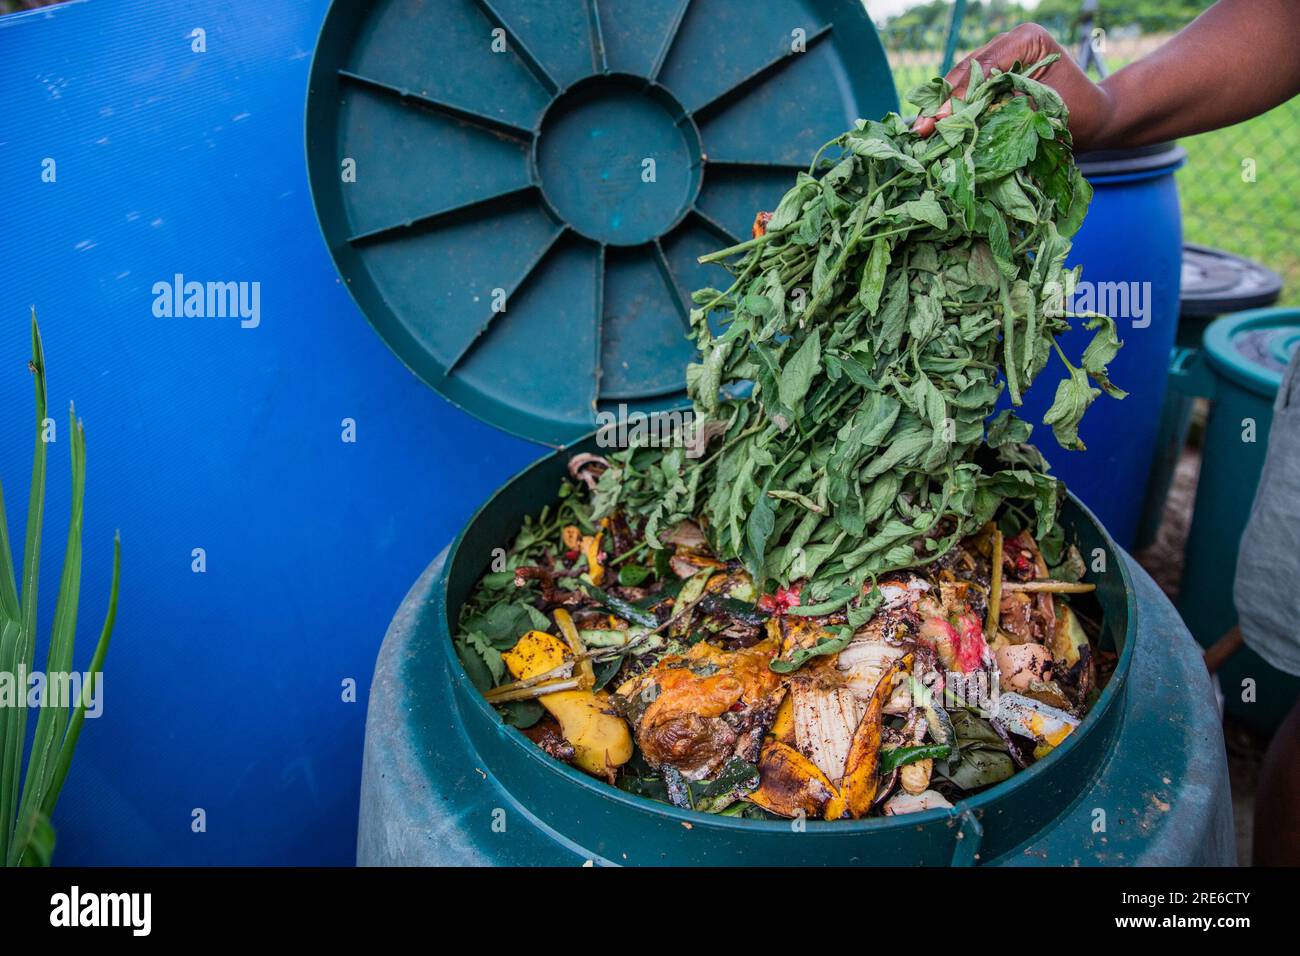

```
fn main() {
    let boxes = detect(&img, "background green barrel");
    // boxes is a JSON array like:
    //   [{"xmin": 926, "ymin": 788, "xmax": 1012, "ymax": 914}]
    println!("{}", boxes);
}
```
[
  {"xmin": 1179, "ymin": 308, "xmax": 1300, "ymax": 732},
  {"xmin": 1136, "ymin": 245, "xmax": 1282, "ymax": 550}
]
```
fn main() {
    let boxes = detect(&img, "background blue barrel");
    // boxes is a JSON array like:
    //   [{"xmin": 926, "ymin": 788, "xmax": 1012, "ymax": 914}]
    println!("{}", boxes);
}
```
[
  {"xmin": 0, "ymin": 0, "xmax": 538, "ymax": 865},
  {"xmin": 1014, "ymin": 146, "xmax": 1187, "ymax": 549}
]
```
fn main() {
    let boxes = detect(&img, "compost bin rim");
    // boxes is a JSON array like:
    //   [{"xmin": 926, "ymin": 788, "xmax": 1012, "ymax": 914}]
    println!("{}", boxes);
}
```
[
  {"xmin": 438, "ymin": 433, "xmax": 1137, "ymax": 834},
  {"xmin": 1203, "ymin": 307, "xmax": 1300, "ymax": 398}
]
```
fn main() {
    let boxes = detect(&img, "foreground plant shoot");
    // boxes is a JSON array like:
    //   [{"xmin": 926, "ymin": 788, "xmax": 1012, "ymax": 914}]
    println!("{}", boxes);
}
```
[
  {"xmin": 456, "ymin": 63, "xmax": 1121, "ymax": 818},
  {"xmin": 0, "ymin": 312, "xmax": 121, "ymax": 866}
]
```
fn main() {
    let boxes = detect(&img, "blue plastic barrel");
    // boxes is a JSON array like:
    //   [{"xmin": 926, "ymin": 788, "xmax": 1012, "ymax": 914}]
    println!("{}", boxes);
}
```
[
  {"xmin": 0, "ymin": 0, "xmax": 539, "ymax": 866},
  {"xmin": 1014, "ymin": 145, "xmax": 1187, "ymax": 549}
]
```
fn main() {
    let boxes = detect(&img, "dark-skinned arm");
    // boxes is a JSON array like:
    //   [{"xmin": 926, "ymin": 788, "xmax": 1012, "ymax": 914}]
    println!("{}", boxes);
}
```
[{"xmin": 914, "ymin": 0, "xmax": 1300, "ymax": 151}]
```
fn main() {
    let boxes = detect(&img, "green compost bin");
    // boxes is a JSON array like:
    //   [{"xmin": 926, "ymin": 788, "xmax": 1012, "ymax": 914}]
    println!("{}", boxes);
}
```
[
  {"xmin": 358, "ymin": 438, "xmax": 1233, "ymax": 866},
  {"xmin": 304, "ymin": 0, "xmax": 1234, "ymax": 865},
  {"xmin": 1178, "ymin": 308, "xmax": 1300, "ymax": 734}
]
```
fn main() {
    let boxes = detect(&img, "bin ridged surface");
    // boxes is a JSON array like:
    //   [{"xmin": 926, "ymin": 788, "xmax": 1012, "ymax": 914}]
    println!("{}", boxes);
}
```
[{"xmin": 307, "ymin": 0, "xmax": 899, "ymax": 446}]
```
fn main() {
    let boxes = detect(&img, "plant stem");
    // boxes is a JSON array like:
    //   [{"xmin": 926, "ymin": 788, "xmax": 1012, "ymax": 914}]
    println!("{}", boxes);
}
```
[
  {"xmin": 486, "ymin": 677, "xmax": 583, "ymax": 703},
  {"xmin": 483, "ymin": 663, "xmax": 573, "ymax": 700},
  {"xmin": 986, "ymin": 528, "xmax": 1004, "ymax": 637},
  {"xmin": 608, "ymin": 541, "xmax": 649, "ymax": 567},
  {"xmin": 1002, "ymin": 580, "xmax": 1095, "ymax": 594},
  {"xmin": 697, "ymin": 226, "xmax": 794, "ymax": 264}
]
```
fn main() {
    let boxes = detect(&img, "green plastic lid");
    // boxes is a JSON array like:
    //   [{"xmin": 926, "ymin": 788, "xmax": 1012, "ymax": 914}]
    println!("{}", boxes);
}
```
[
  {"xmin": 306, "ymin": 0, "xmax": 899, "ymax": 446},
  {"xmin": 1203, "ymin": 307, "xmax": 1300, "ymax": 399}
]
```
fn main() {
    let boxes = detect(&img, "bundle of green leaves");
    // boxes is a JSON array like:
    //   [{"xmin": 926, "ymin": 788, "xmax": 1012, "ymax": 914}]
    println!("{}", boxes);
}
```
[{"xmin": 592, "ymin": 58, "xmax": 1124, "ymax": 613}]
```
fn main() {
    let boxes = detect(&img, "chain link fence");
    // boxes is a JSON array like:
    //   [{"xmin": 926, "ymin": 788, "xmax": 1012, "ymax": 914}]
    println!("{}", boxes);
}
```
[{"xmin": 876, "ymin": 0, "xmax": 1298, "ymax": 306}]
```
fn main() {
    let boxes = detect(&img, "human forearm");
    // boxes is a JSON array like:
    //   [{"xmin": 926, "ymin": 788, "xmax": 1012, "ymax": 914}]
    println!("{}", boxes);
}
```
[
  {"xmin": 1090, "ymin": 0, "xmax": 1300, "ymax": 148},
  {"xmin": 916, "ymin": 0, "xmax": 1300, "ymax": 152}
]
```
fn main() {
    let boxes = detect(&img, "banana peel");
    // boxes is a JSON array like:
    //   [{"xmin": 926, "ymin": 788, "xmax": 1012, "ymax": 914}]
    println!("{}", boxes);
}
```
[
  {"xmin": 834, "ymin": 654, "xmax": 913, "ymax": 819},
  {"xmin": 582, "ymin": 531, "xmax": 605, "ymax": 585},
  {"xmin": 747, "ymin": 740, "xmax": 845, "ymax": 820},
  {"xmin": 553, "ymin": 608, "xmax": 594, "ymax": 686},
  {"xmin": 503, "ymin": 630, "xmax": 631, "ymax": 780},
  {"xmin": 749, "ymin": 656, "xmax": 913, "ymax": 820},
  {"xmin": 770, "ymin": 691, "xmax": 795, "ymax": 746}
]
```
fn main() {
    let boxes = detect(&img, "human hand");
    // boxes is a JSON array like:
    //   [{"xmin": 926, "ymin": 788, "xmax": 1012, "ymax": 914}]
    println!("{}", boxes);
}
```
[{"xmin": 912, "ymin": 24, "xmax": 1114, "ymax": 152}]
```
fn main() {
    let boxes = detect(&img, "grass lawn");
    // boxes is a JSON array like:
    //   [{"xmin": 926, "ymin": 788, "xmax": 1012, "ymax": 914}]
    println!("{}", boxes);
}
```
[{"xmin": 1179, "ymin": 102, "xmax": 1299, "ymax": 306}]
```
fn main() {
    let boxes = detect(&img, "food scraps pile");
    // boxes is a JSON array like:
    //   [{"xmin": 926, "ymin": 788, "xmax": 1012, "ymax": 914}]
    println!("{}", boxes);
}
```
[{"xmin": 455, "ymin": 60, "xmax": 1122, "ymax": 820}]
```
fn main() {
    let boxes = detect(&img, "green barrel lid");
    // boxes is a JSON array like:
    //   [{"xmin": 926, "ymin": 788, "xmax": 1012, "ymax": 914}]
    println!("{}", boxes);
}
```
[
  {"xmin": 1203, "ymin": 307, "xmax": 1300, "ymax": 399},
  {"xmin": 306, "ymin": 0, "xmax": 899, "ymax": 446}
]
